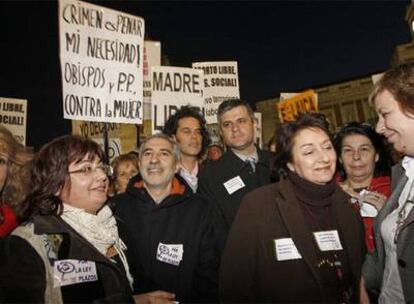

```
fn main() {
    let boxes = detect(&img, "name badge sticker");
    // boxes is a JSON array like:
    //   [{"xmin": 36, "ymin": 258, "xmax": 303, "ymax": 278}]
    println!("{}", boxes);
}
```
[
  {"xmin": 274, "ymin": 238, "xmax": 302, "ymax": 261},
  {"xmin": 223, "ymin": 176, "xmax": 245, "ymax": 195},
  {"xmin": 156, "ymin": 243, "xmax": 184, "ymax": 266},
  {"xmin": 313, "ymin": 230, "xmax": 343, "ymax": 251},
  {"xmin": 53, "ymin": 259, "xmax": 98, "ymax": 287}
]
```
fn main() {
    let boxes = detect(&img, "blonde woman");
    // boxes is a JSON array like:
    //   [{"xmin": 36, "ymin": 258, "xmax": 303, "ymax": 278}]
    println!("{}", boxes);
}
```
[{"xmin": 0, "ymin": 126, "xmax": 32, "ymax": 237}]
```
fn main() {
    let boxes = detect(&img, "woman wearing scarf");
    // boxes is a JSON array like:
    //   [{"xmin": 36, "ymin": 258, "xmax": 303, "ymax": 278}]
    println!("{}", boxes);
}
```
[
  {"xmin": 220, "ymin": 114, "xmax": 365, "ymax": 303},
  {"xmin": 0, "ymin": 135, "xmax": 174, "ymax": 303}
]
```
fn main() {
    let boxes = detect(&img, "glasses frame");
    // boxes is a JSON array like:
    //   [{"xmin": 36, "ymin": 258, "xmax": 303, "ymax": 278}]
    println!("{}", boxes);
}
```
[{"xmin": 68, "ymin": 164, "xmax": 113, "ymax": 177}]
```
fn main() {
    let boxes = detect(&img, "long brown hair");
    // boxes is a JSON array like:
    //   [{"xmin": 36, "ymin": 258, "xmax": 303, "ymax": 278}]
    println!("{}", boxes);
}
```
[{"xmin": 0, "ymin": 126, "xmax": 32, "ymax": 223}]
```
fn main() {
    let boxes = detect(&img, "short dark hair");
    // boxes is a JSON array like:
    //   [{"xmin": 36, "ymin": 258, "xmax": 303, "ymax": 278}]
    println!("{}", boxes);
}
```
[
  {"xmin": 217, "ymin": 99, "xmax": 255, "ymax": 124},
  {"xmin": 273, "ymin": 113, "xmax": 332, "ymax": 179},
  {"xmin": 370, "ymin": 62, "xmax": 414, "ymax": 116},
  {"xmin": 163, "ymin": 105, "xmax": 210, "ymax": 159},
  {"xmin": 334, "ymin": 122, "xmax": 392, "ymax": 179},
  {"xmin": 19, "ymin": 135, "xmax": 105, "ymax": 221}
]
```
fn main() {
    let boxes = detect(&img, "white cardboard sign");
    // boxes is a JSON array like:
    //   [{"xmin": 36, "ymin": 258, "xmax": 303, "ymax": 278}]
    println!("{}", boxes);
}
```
[{"xmin": 59, "ymin": 0, "xmax": 145, "ymax": 124}]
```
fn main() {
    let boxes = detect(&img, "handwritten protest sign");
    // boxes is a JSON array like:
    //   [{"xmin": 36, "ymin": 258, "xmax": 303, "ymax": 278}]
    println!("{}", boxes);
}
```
[
  {"xmin": 192, "ymin": 61, "xmax": 239, "ymax": 124},
  {"xmin": 72, "ymin": 120, "xmax": 137, "ymax": 161},
  {"xmin": 59, "ymin": 0, "xmax": 144, "ymax": 124},
  {"xmin": 142, "ymin": 41, "xmax": 161, "ymax": 138},
  {"xmin": 277, "ymin": 90, "xmax": 318, "ymax": 123},
  {"xmin": 0, "ymin": 97, "xmax": 27, "ymax": 145},
  {"xmin": 151, "ymin": 66, "xmax": 203, "ymax": 133}
]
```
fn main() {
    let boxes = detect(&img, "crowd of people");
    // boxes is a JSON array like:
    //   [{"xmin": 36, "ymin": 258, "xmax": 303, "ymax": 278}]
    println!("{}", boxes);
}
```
[{"xmin": 0, "ymin": 62, "xmax": 414, "ymax": 303}]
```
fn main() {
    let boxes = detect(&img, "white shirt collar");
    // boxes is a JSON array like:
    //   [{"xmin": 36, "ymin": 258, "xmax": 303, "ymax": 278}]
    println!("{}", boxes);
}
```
[
  {"xmin": 232, "ymin": 149, "xmax": 258, "ymax": 163},
  {"xmin": 179, "ymin": 162, "xmax": 199, "ymax": 176},
  {"xmin": 402, "ymin": 156, "xmax": 414, "ymax": 181}
]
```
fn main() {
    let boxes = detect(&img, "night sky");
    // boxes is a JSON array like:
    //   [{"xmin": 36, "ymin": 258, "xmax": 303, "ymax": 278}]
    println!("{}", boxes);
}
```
[{"xmin": 0, "ymin": 0, "xmax": 411, "ymax": 149}]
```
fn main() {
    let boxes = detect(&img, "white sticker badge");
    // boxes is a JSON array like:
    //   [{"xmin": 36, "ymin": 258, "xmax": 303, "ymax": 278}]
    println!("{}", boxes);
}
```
[
  {"xmin": 53, "ymin": 259, "xmax": 98, "ymax": 287},
  {"xmin": 156, "ymin": 243, "xmax": 184, "ymax": 266},
  {"xmin": 313, "ymin": 230, "xmax": 343, "ymax": 251},
  {"xmin": 223, "ymin": 176, "xmax": 245, "ymax": 195},
  {"xmin": 274, "ymin": 238, "xmax": 302, "ymax": 261}
]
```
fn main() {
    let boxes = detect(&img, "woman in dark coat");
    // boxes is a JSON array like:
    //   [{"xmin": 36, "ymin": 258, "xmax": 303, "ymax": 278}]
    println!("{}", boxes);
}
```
[
  {"xmin": 220, "ymin": 113, "xmax": 366, "ymax": 303},
  {"xmin": 0, "ymin": 135, "xmax": 174, "ymax": 304}
]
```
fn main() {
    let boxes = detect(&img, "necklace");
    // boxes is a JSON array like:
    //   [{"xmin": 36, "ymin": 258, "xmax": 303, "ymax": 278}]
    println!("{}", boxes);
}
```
[
  {"xmin": 343, "ymin": 178, "xmax": 371, "ymax": 191},
  {"xmin": 394, "ymin": 180, "xmax": 414, "ymax": 244}
]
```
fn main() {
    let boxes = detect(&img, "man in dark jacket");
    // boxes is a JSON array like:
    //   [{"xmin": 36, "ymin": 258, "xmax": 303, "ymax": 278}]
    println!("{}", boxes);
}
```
[
  {"xmin": 112, "ymin": 134, "xmax": 218, "ymax": 303},
  {"xmin": 198, "ymin": 99, "xmax": 274, "ymax": 251}
]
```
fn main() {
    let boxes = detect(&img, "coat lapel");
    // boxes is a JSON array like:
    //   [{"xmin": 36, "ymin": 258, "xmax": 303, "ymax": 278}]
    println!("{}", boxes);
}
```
[
  {"xmin": 275, "ymin": 180, "xmax": 322, "ymax": 286},
  {"xmin": 395, "ymin": 176, "xmax": 414, "ymax": 256},
  {"xmin": 34, "ymin": 215, "xmax": 114, "ymax": 265},
  {"xmin": 380, "ymin": 175, "xmax": 407, "ymax": 222},
  {"xmin": 375, "ymin": 175, "xmax": 407, "ymax": 259},
  {"xmin": 400, "ymin": 178, "xmax": 414, "ymax": 229}
]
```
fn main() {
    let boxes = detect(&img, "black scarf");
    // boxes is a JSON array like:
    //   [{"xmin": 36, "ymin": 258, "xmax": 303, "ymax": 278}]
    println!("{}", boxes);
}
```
[{"xmin": 287, "ymin": 170, "xmax": 336, "ymax": 207}]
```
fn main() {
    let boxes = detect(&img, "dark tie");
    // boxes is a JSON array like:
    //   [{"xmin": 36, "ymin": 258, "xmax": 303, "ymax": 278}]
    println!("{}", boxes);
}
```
[{"xmin": 246, "ymin": 157, "xmax": 256, "ymax": 172}]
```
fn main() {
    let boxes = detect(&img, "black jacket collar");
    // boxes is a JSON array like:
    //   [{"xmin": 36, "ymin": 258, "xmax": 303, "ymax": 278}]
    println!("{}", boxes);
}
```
[{"xmin": 124, "ymin": 173, "xmax": 193, "ymax": 208}]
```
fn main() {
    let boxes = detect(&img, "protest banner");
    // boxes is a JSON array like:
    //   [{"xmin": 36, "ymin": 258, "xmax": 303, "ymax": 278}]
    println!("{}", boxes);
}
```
[
  {"xmin": 142, "ymin": 40, "xmax": 161, "ymax": 139},
  {"xmin": 72, "ymin": 120, "xmax": 137, "ymax": 161},
  {"xmin": 59, "ymin": 0, "xmax": 145, "ymax": 124},
  {"xmin": 254, "ymin": 112, "xmax": 263, "ymax": 149},
  {"xmin": 151, "ymin": 66, "xmax": 204, "ymax": 133},
  {"xmin": 0, "ymin": 97, "xmax": 27, "ymax": 145},
  {"xmin": 192, "ymin": 61, "xmax": 239, "ymax": 124},
  {"xmin": 277, "ymin": 90, "xmax": 318, "ymax": 123}
]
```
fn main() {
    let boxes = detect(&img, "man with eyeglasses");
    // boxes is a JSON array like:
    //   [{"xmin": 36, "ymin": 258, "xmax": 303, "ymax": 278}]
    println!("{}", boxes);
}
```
[
  {"xmin": 163, "ymin": 105, "xmax": 210, "ymax": 193},
  {"xmin": 198, "ymin": 99, "xmax": 275, "ymax": 251},
  {"xmin": 112, "ymin": 134, "xmax": 218, "ymax": 302}
]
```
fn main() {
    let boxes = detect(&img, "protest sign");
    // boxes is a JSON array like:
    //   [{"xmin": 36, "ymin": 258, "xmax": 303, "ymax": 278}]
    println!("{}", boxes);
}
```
[
  {"xmin": 206, "ymin": 124, "xmax": 221, "ymax": 145},
  {"xmin": 0, "ymin": 97, "xmax": 27, "ymax": 145},
  {"xmin": 192, "ymin": 61, "xmax": 239, "ymax": 124},
  {"xmin": 151, "ymin": 66, "xmax": 203, "ymax": 133},
  {"xmin": 72, "ymin": 120, "xmax": 137, "ymax": 161},
  {"xmin": 254, "ymin": 112, "xmax": 262, "ymax": 149},
  {"xmin": 142, "ymin": 41, "xmax": 161, "ymax": 139},
  {"xmin": 277, "ymin": 90, "xmax": 318, "ymax": 123},
  {"xmin": 59, "ymin": 0, "xmax": 145, "ymax": 124}
]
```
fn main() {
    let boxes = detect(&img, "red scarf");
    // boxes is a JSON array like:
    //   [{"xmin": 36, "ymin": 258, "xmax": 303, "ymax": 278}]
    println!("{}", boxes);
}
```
[{"xmin": 0, "ymin": 204, "xmax": 18, "ymax": 238}]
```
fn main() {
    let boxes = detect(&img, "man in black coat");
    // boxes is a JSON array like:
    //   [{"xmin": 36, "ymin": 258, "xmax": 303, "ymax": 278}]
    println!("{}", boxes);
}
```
[
  {"xmin": 112, "ymin": 134, "xmax": 218, "ymax": 303},
  {"xmin": 198, "ymin": 99, "xmax": 274, "ymax": 251}
]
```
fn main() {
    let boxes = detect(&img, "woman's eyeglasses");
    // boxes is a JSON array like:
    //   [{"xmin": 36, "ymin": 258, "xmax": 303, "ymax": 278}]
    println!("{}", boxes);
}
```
[{"xmin": 68, "ymin": 164, "xmax": 113, "ymax": 177}]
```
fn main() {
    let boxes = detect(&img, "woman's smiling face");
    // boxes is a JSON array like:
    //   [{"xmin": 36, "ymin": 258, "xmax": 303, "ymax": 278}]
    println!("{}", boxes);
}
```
[
  {"xmin": 375, "ymin": 89, "xmax": 414, "ymax": 156},
  {"xmin": 288, "ymin": 127, "xmax": 336, "ymax": 185}
]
